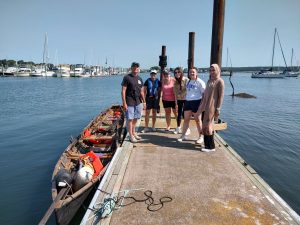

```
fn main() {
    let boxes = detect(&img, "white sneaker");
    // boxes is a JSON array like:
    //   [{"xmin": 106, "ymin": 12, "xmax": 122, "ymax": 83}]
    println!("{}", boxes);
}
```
[
  {"xmin": 201, "ymin": 148, "xmax": 215, "ymax": 152},
  {"xmin": 178, "ymin": 135, "xmax": 188, "ymax": 142},
  {"xmin": 173, "ymin": 127, "xmax": 182, "ymax": 134},
  {"xmin": 130, "ymin": 136, "xmax": 138, "ymax": 143},
  {"xmin": 134, "ymin": 134, "xmax": 142, "ymax": 140},
  {"xmin": 195, "ymin": 136, "xmax": 204, "ymax": 144},
  {"xmin": 151, "ymin": 127, "xmax": 156, "ymax": 132},
  {"xmin": 186, "ymin": 128, "xmax": 191, "ymax": 136}
]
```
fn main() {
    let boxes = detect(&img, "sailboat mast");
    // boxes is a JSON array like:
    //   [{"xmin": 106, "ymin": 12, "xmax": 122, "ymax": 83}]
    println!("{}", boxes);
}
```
[
  {"xmin": 226, "ymin": 47, "xmax": 228, "ymax": 68},
  {"xmin": 276, "ymin": 30, "xmax": 288, "ymax": 70},
  {"xmin": 43, "ymin": 33, "xmax": 48, "ymax": 73},
  {"xmin": 291, "ymin": 48, "xmax": 294, "ymax": 68},
  {"xmin": 42, "ymin": 34, "xmax": 46, "ymax": 66},
  {"xmin": 271, "ymin": 28, "xmax": 277, "ymax": 70}
]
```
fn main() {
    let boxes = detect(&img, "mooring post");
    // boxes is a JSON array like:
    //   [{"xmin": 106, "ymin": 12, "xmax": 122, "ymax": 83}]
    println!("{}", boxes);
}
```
[
  {"xmin": 210, "ymin": 0, "xmax": 225, "ymax": 67},
  {"xmin": 188, "ymin": 32, "xmax": 195, "ymax": 78},
  {"xmin": 159, "ymin": 45, "xmax": 167, "ymax": 81}
]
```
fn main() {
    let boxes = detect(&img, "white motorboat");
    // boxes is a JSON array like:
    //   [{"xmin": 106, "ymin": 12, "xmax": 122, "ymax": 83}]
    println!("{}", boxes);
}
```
[
  {"xmin": 15, "ymin": 67, "xmax": 31, "ymax": 77},
  {"xmin": 30, "ymin": 67, "xmax": 44, "ymax": 77},
  {"xmin": 70, "ymin": 67, "xmax": 84, "ymax": 77},
  {"xmin": 42, "ymin": 70, "xmax": 55, "ymax": 77},
  {"xmin": 55, "ymin": 65, "xmax": 70, "ymax": 77},
  {"xmin": 70, "ymin": 64, "xmax": 90, "ymax": 77},
  {"xmin": 3, "ymin": 67, "xmax": 17, "ymax": 76}
]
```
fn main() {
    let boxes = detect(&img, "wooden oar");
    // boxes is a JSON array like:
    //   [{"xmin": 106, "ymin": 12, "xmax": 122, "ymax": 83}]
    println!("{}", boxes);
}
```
[
  {"xmin": 38, "ymin": 187, "xmax": 69, "ymax": 225},
  {"xmin": 38, "ymin": 171, "xmax": 76, "ymax": 225}
]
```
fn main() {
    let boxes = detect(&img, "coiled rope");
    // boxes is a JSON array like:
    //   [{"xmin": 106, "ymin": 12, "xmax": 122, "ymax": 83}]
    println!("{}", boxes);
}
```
[{"xmin": 87, "ymin": 189, "xmax": 172, "ymax": 221}]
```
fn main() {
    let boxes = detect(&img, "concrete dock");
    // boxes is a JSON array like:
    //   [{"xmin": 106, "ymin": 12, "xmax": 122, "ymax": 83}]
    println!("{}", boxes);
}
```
[{"xmin": 81, "ymin": 115, "xmax": 300, "ymax": 225}]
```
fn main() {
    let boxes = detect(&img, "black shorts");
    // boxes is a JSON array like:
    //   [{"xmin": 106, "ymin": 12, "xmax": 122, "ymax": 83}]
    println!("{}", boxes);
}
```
[
  {"xmin": 146, "ymin": 97, "xmax": 159, "ymax": 110},
  {"xmin": 184, "ymin": 99, "xmax": 201, "ymax": 113},
  {"xmin": 162, "ymin": 100, "xmax": 176, "ymax": 109}
]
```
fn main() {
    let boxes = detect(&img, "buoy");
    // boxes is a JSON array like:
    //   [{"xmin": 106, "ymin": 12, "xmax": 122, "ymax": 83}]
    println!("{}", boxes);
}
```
[
  {"xmin": 73, "ymin": 166, "xmax": 94, "ymax": 191},
  {"xmin": 55, "ymin": 169, "xmax": 73, "ymax": 188}
]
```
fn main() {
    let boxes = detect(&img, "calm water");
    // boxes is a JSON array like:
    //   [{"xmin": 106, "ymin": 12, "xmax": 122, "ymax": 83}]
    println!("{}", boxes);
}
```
[{"xmin": 0, "ymin": 73, "xmax": 299, "ymax": 224}]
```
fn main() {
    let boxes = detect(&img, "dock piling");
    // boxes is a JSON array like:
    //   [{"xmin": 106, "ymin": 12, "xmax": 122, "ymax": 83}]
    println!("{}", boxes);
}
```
[
  {"xmin": 210, "ymin": 0, "xmax": 225, "ymax": 67},
  {"xmin": 187, "ymin": 32, "xmax": 195, "ymax": 77},
  {"xmin": 159, "ymin": 45, "xmax": 167, "ymax": 81}
]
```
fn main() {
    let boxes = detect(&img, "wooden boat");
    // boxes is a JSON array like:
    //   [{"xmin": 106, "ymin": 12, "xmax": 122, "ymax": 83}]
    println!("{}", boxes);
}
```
[{"xmin": 49, "ymin": 105, "xmax": 124, "ymax": 225}]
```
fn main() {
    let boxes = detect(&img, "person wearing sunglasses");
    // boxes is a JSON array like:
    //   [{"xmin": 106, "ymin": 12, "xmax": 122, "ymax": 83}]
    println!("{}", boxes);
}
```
[{"xmin": 173, "ymin": 67, "xmax": 188, "ymax": 134}]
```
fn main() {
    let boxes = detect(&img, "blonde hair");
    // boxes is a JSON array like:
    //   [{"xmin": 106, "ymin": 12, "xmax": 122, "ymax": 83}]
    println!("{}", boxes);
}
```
[{"xmin": 210, "ymin": 64, "xmax": 221, "ymax": 79}]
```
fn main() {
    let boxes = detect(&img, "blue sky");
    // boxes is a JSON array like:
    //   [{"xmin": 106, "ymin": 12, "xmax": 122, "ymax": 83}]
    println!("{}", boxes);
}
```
[{"xmin": 1, "ymin": 0, "xmax": 300, "ymax": 68}]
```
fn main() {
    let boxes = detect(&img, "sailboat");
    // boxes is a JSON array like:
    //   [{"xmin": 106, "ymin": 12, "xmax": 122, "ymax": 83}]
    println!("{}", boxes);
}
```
[
  {"xmin": 221, "ymin": 48, "xmax": 232, "ymax": 76},
  {"xmin": 252, "ymin": 28, "xmax": 284, "ymax": 78},
  {"xmin": 282, "ymin": 48, "xmax": 300, "ymax": 77}
]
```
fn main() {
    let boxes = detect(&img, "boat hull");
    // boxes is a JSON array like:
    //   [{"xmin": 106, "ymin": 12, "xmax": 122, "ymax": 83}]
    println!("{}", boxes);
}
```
[
  {"xmin": 49, "ymin": 105, "xmax": 124, "ymax": 225},
  {"xmin": 221, "ymin": 71, "xmax": 231, "ymax": 76},
  {"xmin": 283, "ymin": 71, "xmax": 300, "ymax": 77},
  {"xmin": 3, "ymin": 72, "xmax": 15, "ymax": 76},
  {"xmin": 55, "ymin": 184, "xmax": 95, "ymax": 225},
  {"xmin": 251, "ymin": 72, "xmax": 284, "ymax": 78},
  {"xmin": 15, "ymin": 73, "xmax": 30, "ymax": 77}
]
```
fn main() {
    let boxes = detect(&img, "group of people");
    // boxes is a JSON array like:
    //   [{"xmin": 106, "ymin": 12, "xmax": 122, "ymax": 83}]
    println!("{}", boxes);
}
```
[{"xmin": 121, "ymin": 62, "xmax": 224, "ymax": 152}]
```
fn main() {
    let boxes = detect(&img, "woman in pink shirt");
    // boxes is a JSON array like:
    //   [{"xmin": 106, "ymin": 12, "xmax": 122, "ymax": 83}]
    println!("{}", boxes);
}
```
[{"xmin": 161, "ymin": 69, "xmax": 177, "ymax": 131}]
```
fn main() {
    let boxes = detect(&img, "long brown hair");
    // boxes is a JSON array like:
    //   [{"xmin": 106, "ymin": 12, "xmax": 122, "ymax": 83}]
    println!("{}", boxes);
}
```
[{"xmin": 174, "ymin": 67, "xmax": 184, "ymax": 90}]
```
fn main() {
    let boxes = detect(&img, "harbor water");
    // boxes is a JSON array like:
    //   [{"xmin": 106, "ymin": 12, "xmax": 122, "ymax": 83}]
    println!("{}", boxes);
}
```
[{"xmin": 0, "ymin": 73, "xmax": 299, "ymax": 225}]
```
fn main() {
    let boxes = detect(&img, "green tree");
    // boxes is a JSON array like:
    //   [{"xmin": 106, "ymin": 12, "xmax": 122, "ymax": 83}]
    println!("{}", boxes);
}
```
[
  {"xmin": 150, "ymin": 66, "xmax": 160, "ymax": 71},
  {"xmin": 0, "ymin": 59, "xmax": 7, "ymax": 67},
  {"xmin": 27, "ymin": 61, "xmax": 35, "ymax": 66},
  {"xmin": 7, "ymin": 60, "xmax": 16, "ymax": 67},
  {"xmin": 17, "ymin": 60, "xmax": 24, "ymax": 65}
]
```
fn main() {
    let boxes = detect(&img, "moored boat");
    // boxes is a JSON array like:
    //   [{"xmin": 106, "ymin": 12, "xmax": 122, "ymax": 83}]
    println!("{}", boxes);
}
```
[
  {"xmin": 54, "ymin": 65, "xmax": 71, "ymax": 77},
  {"xmin": 281, "ymin": 70, "xmax": 300, "ymax": 77},
  {"xmin": 3, "ymin": 67, "xmax": 17, "ymax": 76},
  {"xmin": 42, "ymin": 105, "xmax": 125, "ymax": 225},
  {"xmin": 251, "ymin": 28, "xmax": 285, "ymax": 79},
  {"xmin": 251, "ymin": 70, "xmax": 285, "ymax": 78},
  {"xmin": 15, "ymin": 67, "xmax": 31, "ymax": 77},
  {"xmin": 221, "ymin": 70, "xmax": 231, "ymax": 76}
]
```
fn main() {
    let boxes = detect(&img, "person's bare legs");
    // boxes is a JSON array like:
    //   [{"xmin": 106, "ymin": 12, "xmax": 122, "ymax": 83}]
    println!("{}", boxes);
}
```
[
  {"xmin": 151, "ymin": 108, "xmax": 157, "ymax": 128},
  {"xmin": 193, "ymin": 112, "xmax": 202, "ymax": 137},
  {"xmin": 164, "ymin": 107, "xmax": 171, "ymax": 130},
  {"xmin": 132, "ymin": 118, "xmax": 138, "ymax": 136},
  {"xmin": 181, "ymin": 110, "xmax": 192, "ymax": 135},
  {"xmin": 128, "ymin": 119, "xmax": 133, "ymax": 138},
  {"xmin": 145, "ymin": 109, "xmax": 150, "ymax": 128}
]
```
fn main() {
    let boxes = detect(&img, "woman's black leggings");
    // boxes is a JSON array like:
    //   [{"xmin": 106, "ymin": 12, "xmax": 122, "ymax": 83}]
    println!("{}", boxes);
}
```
[{"xmin": 177, "ymin": 100, "xmax": 185, "ymax": 127}]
